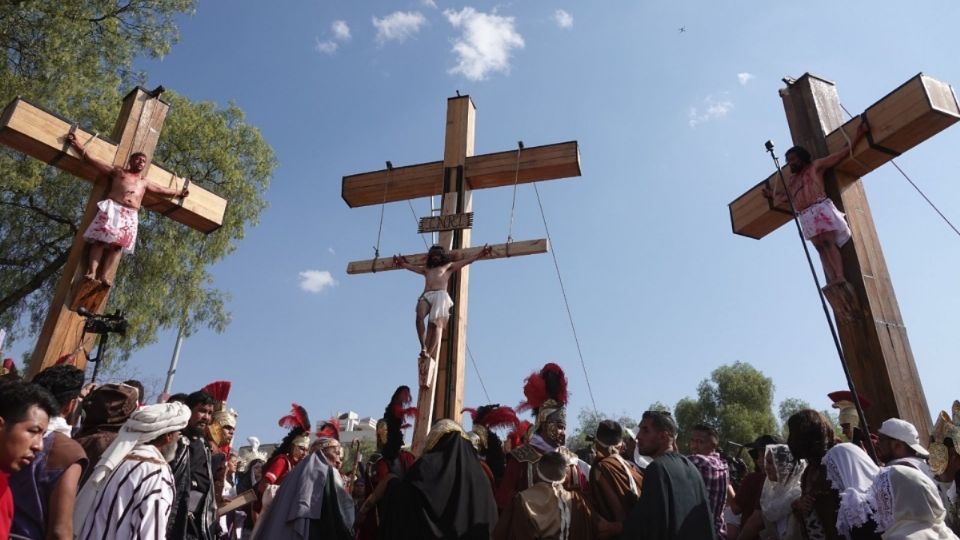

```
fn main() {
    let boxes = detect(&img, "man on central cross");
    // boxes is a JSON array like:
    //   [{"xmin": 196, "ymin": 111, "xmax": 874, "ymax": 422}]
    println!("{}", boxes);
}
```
[
  {"xmin": 394, "ymin": 244, "xmax": 492, "ymax": 368},
  {"xmin": 762, "ymin": 120, "xmax": 869, "ymax": 285}
]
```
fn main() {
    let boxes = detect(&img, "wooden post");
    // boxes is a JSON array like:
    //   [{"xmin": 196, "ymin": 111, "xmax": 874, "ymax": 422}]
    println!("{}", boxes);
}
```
[
  {"xmin": 727, "ymin": 73, "xmax": 960, "ymax": 441},
  {"xmin": 341, "ymin": 96, "xmax": 582, "ymax": 454},
  {"xmin": 0, "ymin": 87, "xmax": 228, "ymax": 377}
]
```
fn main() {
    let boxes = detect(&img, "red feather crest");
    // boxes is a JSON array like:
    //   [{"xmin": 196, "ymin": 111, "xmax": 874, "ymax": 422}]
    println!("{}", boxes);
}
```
[
  {"xmin": 317, "ymin": 417, "xmax": 341, "ymax": 440},
  {"xmin": 202, "ymin": 380, "xmax": 232, "ymax": 403},
  {"xmin": 278, "ymin": 403, "xmax": 310, "ymax": 432},
  {"xmin": 517, "ymin": 363, "xmax": 568, "ymax": 414},
  {"xmin": 464, "ymin": 404, "xmax": 520, "ymax": 432},
  {"xmin": 389, "ymin": 386, "xmax": 413, "ymax": 420},
  {"xmin": 400, "ymin": 406, "xmax": 418, "ymax": 430},
  {"xmin": 508, "ymin": 420, "xmax": 533, "ymax": 448},
  {"xmin": 55, "ymin": 353, "xmax": 77, "ymax": 366}
]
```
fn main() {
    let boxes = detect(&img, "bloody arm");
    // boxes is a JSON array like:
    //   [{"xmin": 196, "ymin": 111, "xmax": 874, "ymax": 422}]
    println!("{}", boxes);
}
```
[{"xmin": 65, "ymin": 133, "xmax": 114, "ymax": 178}]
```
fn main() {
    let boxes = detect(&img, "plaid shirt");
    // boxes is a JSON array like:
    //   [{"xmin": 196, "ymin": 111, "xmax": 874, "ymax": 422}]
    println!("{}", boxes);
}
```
[{"xmin": 688, "ymin": 452, "xmax": 729, "ymax": 540}]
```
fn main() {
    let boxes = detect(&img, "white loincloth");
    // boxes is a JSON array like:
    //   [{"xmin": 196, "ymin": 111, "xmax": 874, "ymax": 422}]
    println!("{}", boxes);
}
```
[
  {"xmin": 420, "ymin": 289, "xmax": 454, "ymax": 324},
  {"xmin": 798, "ymin": 198, "xmax": 851, "ymax": 248},
  {"xmin": 83, "ymin": 199, "xmax": 139, "ymax": 254}
]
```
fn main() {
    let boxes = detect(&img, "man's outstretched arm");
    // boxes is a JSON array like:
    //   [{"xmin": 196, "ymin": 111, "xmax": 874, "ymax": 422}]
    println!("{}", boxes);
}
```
[
  {"xmin": 393, "ymin": 254, "xmax": 425, "ymax": 274},
  {"xmin": 448, "ymin": 244, "xmax": 492, "ymax": 272},
  {"xmin": 65, "ymin": 133, "xmax": 114, "ymax": 178},
  {"xmin": 816, "ymin": 116, "xmax": 870, "ymax": 172},
  {"xmin": 146, "ymin": 180, "xmax": 189, "ymax": 198}
]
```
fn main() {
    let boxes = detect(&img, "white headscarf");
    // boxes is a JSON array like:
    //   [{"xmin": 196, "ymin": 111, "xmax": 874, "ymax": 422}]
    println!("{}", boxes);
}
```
[
  {"xmin": 870, "ymin": 465, "xmax": 959, "ymax": 540},
  {"xmin": 823, "ymin": 443, "xmax": 880, "ymax": 536},
  {"xmin": 73, "ymin": 402, "xmax": 191, "ymax": 528},
  {"xmin": 760, "ymin": 444, "xmax": 806, "ymax": 528}
]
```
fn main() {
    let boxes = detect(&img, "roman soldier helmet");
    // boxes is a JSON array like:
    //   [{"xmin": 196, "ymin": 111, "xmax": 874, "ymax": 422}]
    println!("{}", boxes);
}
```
[
  {"xmin": 278, "ymin": 403, "xmax": 312, "ymax": 450},
  {"xmin": 828, "ymin": 390, "xmax": 872, "ymax": 429},
  {"xmin": 380, "ymin": 386, "xmax": 417, "ymax": 460},
  {"xmin": 518, "ymin": 363, "xmax": 569, "ymax": 438},
  {"xmin": 929, "ymin": 401, "xmax": 960, "ymax": 476},
  {"xmin": 463, "ymin": 404, "xmax": 519, "ymax": 481},
  {"xmin": 203, "ymin": 380, "xmax": 238, "ymax": 453},
  {"xmin": 315, "ymin": 417, "xmax": 342, "ymax": 454}
]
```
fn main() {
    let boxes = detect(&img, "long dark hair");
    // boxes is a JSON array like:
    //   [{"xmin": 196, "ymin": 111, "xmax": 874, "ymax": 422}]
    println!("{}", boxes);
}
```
[
  {"xmin": 787, "ymin": 409, "xmax": 835, "ymax": 461},
  {"xmin": 426, "ymin": 246, "xmax": 450, "ymax": 268},
  {"xmin": 269, "ymin": 428, "xmax": 307, "ymax": 462}
]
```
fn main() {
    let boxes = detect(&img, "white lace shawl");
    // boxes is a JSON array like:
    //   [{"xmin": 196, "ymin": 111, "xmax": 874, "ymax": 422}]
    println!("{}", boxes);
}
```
[{"xmin": 822, "ymin": 443, "xmax": 879, "ymax": 535}]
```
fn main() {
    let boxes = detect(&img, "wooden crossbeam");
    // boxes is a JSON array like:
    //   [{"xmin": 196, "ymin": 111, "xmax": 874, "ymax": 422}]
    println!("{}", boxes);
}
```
[
  {"xmin": 341, "ymin": 141, "xmax": 581, "ymax": 208},
  {"xmin": 0, "ymin": 97, "xmax": 226, "ymax": 233},
  {"xmin": 345, "ymin": 238, "xmax": 548, "ymax": 275},
  {"xmin": 729, "ymin": 73, "xmax": 960, "ymax": 239}
]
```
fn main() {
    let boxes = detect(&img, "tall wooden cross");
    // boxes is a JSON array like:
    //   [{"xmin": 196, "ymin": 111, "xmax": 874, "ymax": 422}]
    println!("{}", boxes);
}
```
[
  {"xmin": 342, "ymin": 95, "xmax": 581, "ymax": 452},
  {"xmin": 0, "ymin": 87, "xmax": 227, "ymax": 378},
  {"xmin": 729, "ymin": 73, "xmax": 960, "ymax": 440}
]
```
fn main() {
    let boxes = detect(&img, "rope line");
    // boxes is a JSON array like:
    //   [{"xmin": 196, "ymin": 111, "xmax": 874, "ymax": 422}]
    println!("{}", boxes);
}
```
[
  {"xmin": 838, "ymin": 104, "xmax": 960, "ymax": 240},
  {"xmin": 506, "ymin": 142, "xmax": 524, "ymax": 252},
  {"xmin": 407, "ymin": 199, "xmax": 431, "ymax": 249},
  {"xmin": 372, "ymin": 162, "xmax": 392, "ymax": 271},
  {"xmin": 532, "ymin": 182, "xmax": 598, "ymax": 412}
]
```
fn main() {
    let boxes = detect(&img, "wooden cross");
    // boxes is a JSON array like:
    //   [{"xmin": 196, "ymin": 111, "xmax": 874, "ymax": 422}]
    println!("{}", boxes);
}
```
[
  {"xmin": 0, "ymin": 87, "xmax": 227, "ymax": 378},
  {"xmin": 342, "ymin": 95, "xmax": 581, "ymax": 453},
  {"xmin": 729, "ymin": 73, "xmax": 960, "ymax": 441}
]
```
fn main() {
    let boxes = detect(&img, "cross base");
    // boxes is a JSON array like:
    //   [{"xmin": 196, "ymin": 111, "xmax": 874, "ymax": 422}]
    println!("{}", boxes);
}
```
[
  {"xmin": 412, "ymin": 354, "xmax": 439, "ymax": 456},
  {"xmin": 69, "ymin": 276, "xmax": 110, "ymax": 314}
]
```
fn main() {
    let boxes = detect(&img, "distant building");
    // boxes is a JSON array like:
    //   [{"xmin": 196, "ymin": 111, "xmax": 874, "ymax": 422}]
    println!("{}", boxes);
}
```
[{"xmin": 319, "ymin": 411, "xmax": 378, "ymax": 445}]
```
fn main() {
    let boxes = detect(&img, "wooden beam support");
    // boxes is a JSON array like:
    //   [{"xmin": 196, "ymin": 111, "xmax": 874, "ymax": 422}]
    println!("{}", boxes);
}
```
[
  {"xmin": 729, "ymin": 73, "xmax": 959, "ymax": 239},
  {"xmin": 0, "ymin": 97, "xmax": 227, "ymax": 232},
  {"xmin": 346, "ymin": 238, "xmax": 549, "ymax": 275},
  {"xmin": 341, "ymin": 141, "xmax": 580, "ymax": 208}
]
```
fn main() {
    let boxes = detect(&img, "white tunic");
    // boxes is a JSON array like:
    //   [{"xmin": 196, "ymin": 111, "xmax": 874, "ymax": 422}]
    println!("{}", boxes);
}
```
[{"xmin": 76, "ymin": 446, "xmax": 175, "ymax": 540}]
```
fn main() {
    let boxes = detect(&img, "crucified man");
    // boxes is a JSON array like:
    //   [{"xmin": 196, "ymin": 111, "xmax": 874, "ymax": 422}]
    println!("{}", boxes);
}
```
[
  {"xmin": 65, "ymin": 133, "xmax": 188, "ymax": 286},
  {"xmin": 763, "ymin": 119, "xmax": 870, "ymax": 285},
  {"xmin": 393, "ymin": 244, "xmax": 492, "ymax": 365}
]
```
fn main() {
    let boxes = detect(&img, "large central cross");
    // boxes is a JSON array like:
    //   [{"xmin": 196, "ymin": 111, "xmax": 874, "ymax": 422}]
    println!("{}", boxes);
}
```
[
  {"xmin": 0, "ymin": 87, "xmax": 227, "ymax": 377},
  {"xmin": 342, "ymin": 95, "xmax": 581, "ymax": 452},
  {"xmin": 728, "ymin": 73, "xmax": 960, "ymax": 440}
]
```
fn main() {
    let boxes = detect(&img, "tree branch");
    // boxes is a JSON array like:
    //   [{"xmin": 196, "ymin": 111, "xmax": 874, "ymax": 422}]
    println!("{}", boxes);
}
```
[{"xmin": 0, "ymin": 248, "xmax": 69, "ymax": 316}]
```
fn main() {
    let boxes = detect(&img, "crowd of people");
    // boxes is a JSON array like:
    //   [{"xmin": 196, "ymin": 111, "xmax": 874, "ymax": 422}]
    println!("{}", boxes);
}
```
[{"xmin": 1, "ymin": 360, "xmax": 959, "ymax": 540}]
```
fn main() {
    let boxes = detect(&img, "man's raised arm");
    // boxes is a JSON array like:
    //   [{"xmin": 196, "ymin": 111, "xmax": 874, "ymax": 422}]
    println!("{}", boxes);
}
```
[
  {"xmin": 65, "ymin": 133, "xmax": 114, "ymax": 178},
  {"xmin": 146, "ymin": 180, "xmax": 189, "ymax": 199},
  {"xmin": 816, "ymin": 116, "xmax": 870, "ymax": 171},
  {"xmin": 449, "ymin": 244, "xmax": 492, "ymax": 272},
  {"xmin": 393, "ymin": 254, "xmax": 425, "ymax": 275}
]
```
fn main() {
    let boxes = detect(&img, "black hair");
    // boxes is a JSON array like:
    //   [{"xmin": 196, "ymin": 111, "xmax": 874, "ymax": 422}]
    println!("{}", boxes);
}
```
[
  {"xmin": 486, "ymin": 431, "xmax": 506, "ymax": 481},
  {"xmin": 785, "ymin": 146, "xmax": 812, "ymax": 165},
  {"xmin": 641, "ymin": 410, "xmax": 678, "ymax": 437},
  {"xmin": 185, "ymin": 390, "xmax": 215, "ymax": 410},
  {"xmin": 130, "ymin": 151, "xmax": 147, "ymax": 159},
  {"xmin": 0, "ymin": 380, "xmax": 59, "ymax": 425},
  {"xmin": 269, "ymin": 428, "xmax": 307, "ymax": 462},
  {"xmin": 426, "ymin": 245, "xmax": 450, "ymax": 268},
  {"xmin": 692, "ymin": 423, "xmax": 720, "ymax": 442},
  {"xmin": 167, "ymin": 393, "xmax": 189, "ymax": 405},
  {"xmin": 787, "ymin": 409, "xmax": 835, "ymax": 460},
  {"xmin": 31, "ymin": 365, "xmax": 85, "ymax": 410},
  {"xmin": 123, "ymin": 379, "xmax": 144, "ymax": 402}
]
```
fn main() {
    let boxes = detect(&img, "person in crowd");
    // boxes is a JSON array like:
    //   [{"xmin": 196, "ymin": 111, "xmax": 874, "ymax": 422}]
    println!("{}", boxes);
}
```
[
  {"xmin": 9, "ymin": 365, "xmax": 88, "ymax": 539},
  {"xmin": 0, "ymin": 380, "xmax": 58, "ymax": 539},
  {"xmin": 589, "ymin": 419, "xmax": 644, "ymax": 538},
  {"xmin": 876, "ymin": 418, "xmax": 930, "ymax": 473},
  {"xmin": 869, "ymin": 464, "xmax": 960, "ymax": 540},
  {"xmin": 168, "ymin": 389, "xmax": 219, "ymax": 540},
  {"xmin": 74, "ymin": 402, "xmax": 190, "ymax": 539},
  {"xmin": 74, "ymin": 382, "xmax": 140, "ymax": 481},
  {"xmin": 688, "ymin": 423, "xmax": 731, "ymax": 539},
  {"xmin": 738, "ymin": 443, "xmax": 806, "ymax": 540},
  {"xmin": 621, "ymin": 410, "xmax": 718, "ymax": 539}
]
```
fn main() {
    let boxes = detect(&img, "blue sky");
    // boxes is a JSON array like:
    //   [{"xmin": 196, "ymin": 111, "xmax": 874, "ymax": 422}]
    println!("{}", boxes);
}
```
[{"xmin": 10, "ymin": 1, "xmax": 960, "ymax": 446}]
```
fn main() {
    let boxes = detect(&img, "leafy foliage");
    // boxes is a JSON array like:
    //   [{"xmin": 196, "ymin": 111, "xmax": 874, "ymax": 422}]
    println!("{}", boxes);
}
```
[
  {"xmin": 0, "ymin": 1, "xmax": 275, "ymax": 363},
  {"xmin": 568, "ymin": 407, "xmax": 638, "ymax": 452},
  {"xmin": 673, "ymin": 361, "xmax": 778, "ymax": 453}
]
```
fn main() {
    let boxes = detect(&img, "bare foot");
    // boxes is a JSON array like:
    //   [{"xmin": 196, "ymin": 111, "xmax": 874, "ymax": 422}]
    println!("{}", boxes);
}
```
[
  {"xmin": 83, "ymin": 272, "xmax": 98, "ymax": 282},
  {"xmin": 419, "ymin": 349, "xmax": 429, "ymax": 359},
  {"xmin": 100, "ymin": 278, "xmax": 113, "ymax": 288}
]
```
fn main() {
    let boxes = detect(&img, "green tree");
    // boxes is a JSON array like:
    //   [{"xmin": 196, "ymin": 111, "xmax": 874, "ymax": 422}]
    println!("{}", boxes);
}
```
[
  {"xmin": 0, "ymin": 2, "xmax": 275, "ymax": 362},
  {"xmin": 568, "ymin": 407, "xmax": 638, "ymax": 452},
  {"xmin": 673, "ymin": 361, "xmax": 778, "ymax": 453}
]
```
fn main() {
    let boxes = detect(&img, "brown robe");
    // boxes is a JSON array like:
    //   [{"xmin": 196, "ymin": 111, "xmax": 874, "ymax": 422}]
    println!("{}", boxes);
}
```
[
  {"xmin": 494, "ymin": 482, "xmax": 594, "ymax": 540},
  {"xmin": 589, "ymin": 453, "xmax": 644, "ymax": 524}
]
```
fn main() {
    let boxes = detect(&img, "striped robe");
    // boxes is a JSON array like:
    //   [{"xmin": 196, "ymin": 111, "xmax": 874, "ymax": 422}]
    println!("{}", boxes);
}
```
[{"xmin": 77, "ymin": 445, "xmax": 175, "ymax": 540}]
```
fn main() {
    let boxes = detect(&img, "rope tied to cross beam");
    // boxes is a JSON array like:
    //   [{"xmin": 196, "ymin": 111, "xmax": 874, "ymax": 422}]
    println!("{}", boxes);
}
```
[
  {"xmin": 505, "ymin": 141, "xmax": 524, "ymax": 257},
  {"xmin": 371, "ymin": 161, "xmax": 393, "ymax": 273},
  {"xmin": 838, "ymin": 104, "xmax": 960, "ymax": 240}
]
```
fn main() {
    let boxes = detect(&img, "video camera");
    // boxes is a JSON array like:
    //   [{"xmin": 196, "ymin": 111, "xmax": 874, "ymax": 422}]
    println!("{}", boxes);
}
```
[{"xmin": 77, "ymin": 307, "xmax": 128, "ymax": 336}]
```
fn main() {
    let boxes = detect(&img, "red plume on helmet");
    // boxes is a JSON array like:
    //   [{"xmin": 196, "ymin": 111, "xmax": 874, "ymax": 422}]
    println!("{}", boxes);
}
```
[
  {"xmin": 517, "ymin": 363, "xmax": 568, "ymax": 415},
  {"xmin": 508, "ymin": 420, "xmax": 533, "ymax": 448},
  {"xmin": 55, "ymin": 353, "xmax": 77, "ymax": 366},
  {"xmin": 464, "ymin": 404, "xmax": 520, "ymax": 432},
  {"xmin": 1, "ymin": 358, "xmax": 16, "ymax": 377},
  {"xmin": 383, "ymin": 386, "xmax": 415, "ymax": 459},
  {"xmin": 317, "ymin": 417, "xmax": 341, "ymax": 440},
  {"xmin": 278, "ymin": 403, "xmax": 311, "ymax": 432},
  {"xmin": 202, "ymin": 380, "xmax": 232, "ymax": 404}
]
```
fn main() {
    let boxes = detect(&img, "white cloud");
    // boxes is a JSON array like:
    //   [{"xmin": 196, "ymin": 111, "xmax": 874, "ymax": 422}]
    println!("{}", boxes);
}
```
[
  {"xmin": 444, "ymin": 7, "xmax": 524, "ymax": 81},
  {"xmin": 298, "ymin": 270, "xmax": 338, "ymax": 293},
  {"xmin": 737, "ymin": 72, "xmax": 755, "ymax": 86},
  {"xmin": 327, "ymin": 247, "xmax": 336, "ymax": 255},
  {"xmin": 554, "ymin": 9, "xmax": 573, "ymax": 29},
  {"xmin": 688, "ymin": 95, "xmax": 733, "ymax": 127},
  {"xmin": 332, "ymin": 20, "xmax": 351, "ymax": 41},
  {"xmin": 315, "ymin": 39, "xmax": 338, "ymax": 55},
  {"xmin": 373, "ymin": 11, "xmax": 427, "ymax": 44},
  {"xmin": 422, "ymin": 0, "xmax": 438, "ymax": 8}
]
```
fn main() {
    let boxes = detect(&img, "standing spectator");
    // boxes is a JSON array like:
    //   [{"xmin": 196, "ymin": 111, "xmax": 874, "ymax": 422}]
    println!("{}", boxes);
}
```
[
  {"xmin": 0, "ymin": 380, "xmax": 58, "ymax": 539},
  {"xmin": 688, "ymin": 424, "xmax": 731, "ymax": 539},
  {"xmin": 74, "ymin": 382, "xmax": 140, "ymax": 481},
  {"xmin": 74, "ymin": 402, "xmax": 190, "ymax": 539},
  {"xmin": 9, "ymin": 365, "xmax": 88, "ymax": 539},
  {"xmin": 168, "ymin": 390, "xmax": 218, "ymax": 540}
]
